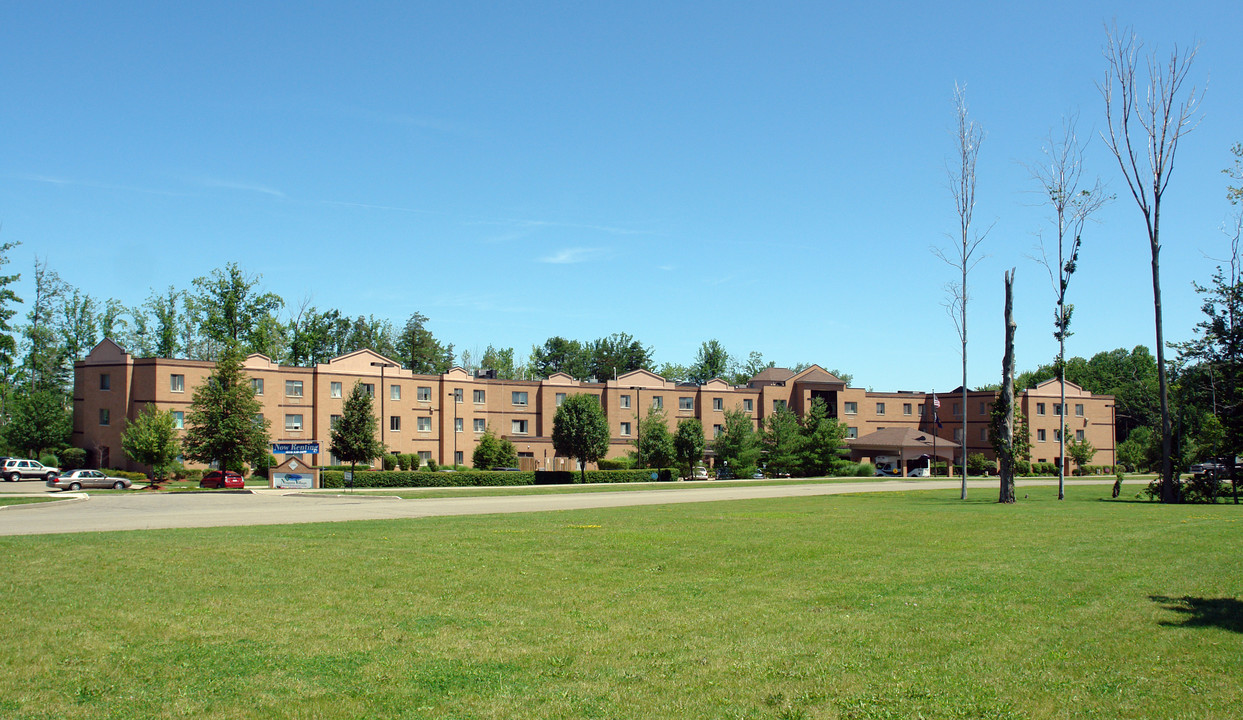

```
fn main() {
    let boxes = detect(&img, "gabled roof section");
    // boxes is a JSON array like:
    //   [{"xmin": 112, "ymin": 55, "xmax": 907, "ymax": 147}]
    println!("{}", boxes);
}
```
[
  {"xmin": 1031, "ymin": 378, "xmax": 1090, "ymax": 396},
  {"xmin": 321, "ymin": 348, "xmax": 406, "ymax": 374},
  {"xmin": 791, "ymin": 364, "xmax": 845, "ymax": 385},
  {"xmin": 444, "ymin": 366, "xmax": 471, "ymax": 380},
  {"xmin": 544, "ymin": 372, "xmax": 578, "ymax": 386},
  {"xmin": 243, "ymin": 353, "xmax": 280, "ymax": 370},
  {"xmin": 848, "ymin": 427, "xmax": 960, "ymax": 450},
  {"xmin": 750, "ymin": 367, "xmax": 796, "ymax": 384},
  {"xmin": 613, "ymin": 369, "xmax": 669, "ymax": 389},
  {"xmin": 701, "ymin": 378, "xmax": 731, "ymax": 390},
  {"xmin": 79, "ymin": 338, "xmax": 131, "ymax": 365}
]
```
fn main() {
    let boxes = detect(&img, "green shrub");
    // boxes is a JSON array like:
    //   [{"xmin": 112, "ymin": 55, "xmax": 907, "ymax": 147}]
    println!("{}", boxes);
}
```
[
  {"xmin": 597, "ymin": 457, "xmax": 632, "ymax": 471},
  {"xmin": 57, "ymin": 447, "xmax": 87, "ymax": 470},
  {"xmin": 40, "ymin": 454, "xmax": 60, "ymax": 468},
  {"xmin": 318, "ymin": 468, "xmax": 677, "ymax": 489},
  {"xmin": 855, "ymin": 462, "xmax": 875, "ymax": 477},
  {"xmin": 1015, "ymin": 460, "xmax": 1032, "ymax": 476},
  {"xmin": 395, "ymin": 454, "xmax": 410, "ymax": 471},
  {"xmin": 382, "ymin": 454, "xmax": 397, "ymax": 471},
  {"xmin": 427, "ymin": 457, "xmax": 439, "ymax": 472},
  {"xmin": 180, "ymin": 468, "xmax": 204, "ymax": 482},
  {"xmin": 107, "ymin": 469, "xmax": 151, "ymax": 482},
  {"xmin": 967, "ymin": 453, "xmax": 994, "ymax": 476}
]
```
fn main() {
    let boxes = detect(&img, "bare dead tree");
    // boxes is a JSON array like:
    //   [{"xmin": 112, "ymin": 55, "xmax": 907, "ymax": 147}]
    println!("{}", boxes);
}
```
[
  {"xmin": 998, "ymin": 268, "xmax": 1017, "ymax": 504},
  {"xmin": 1030, "ymin": 116, "xmax": 1110, "ymax": 500},
  {"xmin": 934, "ymin": 83, "xmax": 990, "ymax": 498},
  {"xmin": 1100, "ymin": 25, "xmax": 1203, "ymax": 503}
]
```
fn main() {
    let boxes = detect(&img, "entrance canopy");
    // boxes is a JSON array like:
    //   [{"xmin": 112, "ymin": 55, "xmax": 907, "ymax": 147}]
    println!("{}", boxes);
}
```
[{"xmin": 846, "ymin": 427, "xmax": 959, "ymax": 476}]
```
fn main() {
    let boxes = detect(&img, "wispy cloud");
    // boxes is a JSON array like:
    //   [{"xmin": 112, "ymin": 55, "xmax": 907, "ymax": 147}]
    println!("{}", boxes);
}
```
[
  {"xmin": 197, "ymin": 178, "xmax": 286, "ymax": 198},
  {"xmin": 656, "ymin": 264, "xmax": 675, "ymax": 272},
  {"xmin": 467, "ymin": 218, "xmax": 653, "ymax": 237},
  {"xmin": 321, "ymin": 199, "xmax": 430, "ymax": 214},
  {"xmin": 430, "ymin": 293, "xmax": 537, "ymax": 314},
  {"xmin": 539, "ymin": 247, "xmax": 606, "ymax": 264},
  {"xmin": 19, "ymin": 174, "xmax": 184, "ymax": 196}
]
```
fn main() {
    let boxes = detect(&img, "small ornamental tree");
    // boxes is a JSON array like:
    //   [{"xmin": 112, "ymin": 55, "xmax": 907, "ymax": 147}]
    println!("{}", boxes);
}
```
[
  {"xmin": 2, "ymin": 388, "xmax": 71, "ymax": 458},
  {"xmin": 1067, "ymin": 436, "xmax": 1097, "ymax": 475},
  {"xmin": 472, "ymin": 426, "xmax": 518, "ymax": 469},
  {"xmin": 551, "ymin": 393, "xmax": 610, "ymax": 483},
  {"xmin": 182, "ymin": 344, "xmax": 271, "ymax": 473},
  {"xmin": 799, "ymin": 398, "xmax": 847, "ymax": 477},
  {"xmin": 330, "ymin": 380, "xmax": 385, "ymax": 476},
  {"xmin": 635, "ymin": 406, "xmax": 675, "ymax": 469},
  {"xmin": 763, "ymin": 406, "xmax": 804, "ymax": 477},
  {"xmin": 121, "ymin": 402, "xmax": 181, "ymax": 481},
  {"xmin": 713, "ymin": 408, "xmax": 761, "ymax": 477},
  {"xmin": 673, "ymin": 417, "xmax": 706, "ymax": 478}
]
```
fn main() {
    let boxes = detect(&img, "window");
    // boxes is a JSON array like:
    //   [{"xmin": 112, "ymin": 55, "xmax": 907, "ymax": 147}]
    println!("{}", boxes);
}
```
[
  {"xmin": 473, "ymin": 389, "xmax": 486, "ymax": 403},
  {"xmin": 953, "ymin": 428, "xmax": 963, "ymax": 442},
  {"xmin": 917, "ymin": 403, "xmax": 924, "ymax": 415},
  {"xmin": 620, "ymin": 394, "xmax": 631, "ymax": 409},
  {"xmin": 99, "ymin": 408, "xmax": 110, "ymax": 425},
  {"xmin": 556, "ymin": 392, "xmax": 566, "ymax": 406},
  {"xmin": 512, "ymin": 419, "xmax": 529, "ymax": 435},
  {"xmin": 1037, "ymin": 403, "xmax": 1046, "ymax": 415},
  {"xmin": 713, "ymin": 424, "xmax": 724, "ymax": 438},
  {"xmin": 173, "ymin": 411, "xmax": 184, "ymax": 429},
  {"xmin": 99, "ymin": 373, "xmax": 111, "ymax": 390},
  {"xmin": 453, "ymin": 388, "xmax": 463, "ymax": 403},
  {"xmin": 1037, "ymin": 429, "xmax": 1047, "ymax": 441},
  {"xmin": 252, "ymin": 378, "xmax": 264, "ymax": 395},
  {"xmin": 652, "ymin": 396, "xmax": 663, "ymax": 409},
  {"xmin": 979, "ymin": 402, "xmax": 988, "ymax": 415},
  {"xmin": 620, "ymin": 422, "xmax": 631, "ymax": 436},
  {"xmin": 903, "ymin": 403, "xmax": 912, "ymax": 416},
  {"xmin": 330, "ymin": 381, "xmax": 342, "ymax": 398},
  {"xmin": 170, "ymin": 374, "xmax": 185, "ymax": 393},
  {"xmin": 743, "ymin": 399, "xmax": 753, "ymax": 412},
  {"xmin": 1054, "ymin": 429, "xmax": 1063, "ymax": 442},
  {"xmin": 774, "ymin": 399, "xmax": 787, "ymax": 412},
  {"xmin": 1054, "ymin": 403, "xmax": 1063, "ymax": 416},
  {"xmin": 679, "ymin": 397, "xmax": 693, "ymax": 411},
  {"xmin": 1076, "ymin": 429, "xmax": 1085, "ymax": 442},
  {"xmin": 454, "ymin": 451, "xmax": 463, "ymax": 466},
  {"xmin": 417, "ymin": 386, "xmax": 431, "ymax": 402},
  {"xmin": 876, "ymin": 402, "xmax": 886, "ymax": 415},
  {"xmin": 952, "ymin": 403, "xmax": 961, "ymax": 416},
  {"xmin": 286, "ymin": 380, "xmax": 304, "ymax": 398},
  {"xmin": 455, "ymin": 418, "xmax": 463, "ymax": 432},
  {"xmin": 361, "ymin": 383, "xmax": 375, "ymax": 397},
  {"xmin": 846, "ymin": 427, "xmax": 858, "ymax": 439},
  {"xmin": 980, "ymin": 428, "xmax": 987, "ymax": 441},
  {"xmin": 254, "ymin": 412, "xmax": 264, "ymax": 427},
  {"xmin": 512, "ymin": 391, "xmax": 528, "ymax": 406},
  {"xmin": 713, "ymin": 398, "xmax": 723, "ymax": 411},
  {"xmin": 844, "ymin": 402, "xmax": 858, "ymax": 414},
  {"xmin": 1075, "ymin": 404, "xmax": 1085, "ymax": 417},
  {"xmin": 391, "ymin": 385, "xmax": 401, "ymax": 401},
  {"xmin": 418, "ymin": 417, "xmax": 431, "ymax": 432},
  {"xmin": 390, "ymin": 416, "xmax": 401, "ymax": 431},
  {"xmin": 330, "ymin": 414, "xmax": 342, "ymax": 429},
  {"xmin": 285, "ymin": 414, "xmax": 303, "ymax": 431},
  {"xmin": 418, "ymin": 451, "xmax": 431, "ymax": 464},
  {"xmin": 474, "ymin": 418, "xmax": 486, "ymax": 432}
]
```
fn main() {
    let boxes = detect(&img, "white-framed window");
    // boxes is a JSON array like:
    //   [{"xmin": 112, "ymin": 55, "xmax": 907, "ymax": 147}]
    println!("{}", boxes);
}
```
[
  {"xmin": 511, "ymin": 419, "xmax": 528, "ymax": 435},
  {"xmin": 455, "ymin": 418, "xmax": 463, "ymax": 432},
  {"xmin": 1054, "ymin": 403, "xmax": 1063, "ymax": 416},
  {"xmin": 99, "ymin": 408, "xmax": 110, "ymax": 425},
  {"xmin": 512, "ymin": 391, "xmax": 528, "ymax": 406},
  {"xmin": 713, "ymin": 424, "xmax": 724, "ymax": 438},
  {"xmin": 170, "ymin": 374, "xmax": 185, "ymax": 393},
  {"xmin": 743, "ymin": 399, "xmax": 753, "ymax": 412},
  {"xmin": 620, "ymin": 421, "xmax": 631, "ymax": 436},
  {"xmin": 285, "ymin": 414, "xmax": 303, "ymax": 431},
  {"xmin": 844, "ymin": 402, "xmax": 858, "ymax": 414},
  {"xmin": 252, "ymin": 378, "xmax": 264, "ymax": 395},
  {"xmin": 713, "ymin": 397, "xmax": 723, "ymax": 411},
  {"xmin": 418, "ymin": 451, "xmax": 431, "ymax": 464},
  {"xmin": 330, "ymin": 414, "xmax": 341, "ymax": 429},
  {"xmin": 556, "ymin": 392, "xmax": 567, "ymax": 406},
  {"xmin": 330, "ymin": 381, "xmax": 342, "ymax": 398},
  {"xmin": 286, "ymin": 380, "xmax": 303, "ymax": 398},
  {"xmin": 1037, "ymin": 403, "xmax": 1046, "ymax": 415},
  {"xmin": 903, "ymin": 403, "xmax": 912, "ymax": 415},
  {"xmin": 99, "ymin": 373, "xmax": 111, "ymax": 391},
  {"xmin": 1054, "ymin": 429, "xmax": 1063, "ymax": 442},
  {"xmin": 1076, "ymin": 429, "xmax": 1085, "ymax": 442},
  {"xmin": 390, "ymin": 416, "xmax": 401, "ymax": 432},
  {"xmin": 418, "ymin": 386, "xmax": 431, "ymax": 402},
  {"xmin": 473, "ymin": 389, "xmax": 485, "ymax": 403},
  {"xmin": 418, "ymin": 417, "xmax": 431, "ymax": 432},
  {"xmin": 876, "ymin": 402, "xmax": 886, "ymax": 415},
  {"xmin": 173, "ymin": 411, "xmax": 184, "ymax": 429},
  {"xmin": 953, "ymin": 428, "xmax": 963, "ymax": 442},
  {"xmin": 917, "ymin": 403, "xmax": 924, "ymax": 415},
  {"xmin": 652, "ymin": 396, "xmax": 663, "ymax": 409},
  {"xmin": 454, "ymin": 451, "xmax": 463, "ymax": 466},
  {"xmin": 620, "ymin": 394, "xmax": 631, "ymax": 409},
  {"xmin": 474, "ymin": 418, "xmax": 486, "ymax": 432},
  {"xmin": 361, "ymin": 383, "xmax": 375, "ymax": 397},
  {"xmin": 679, "ymin": 397, "xmax": 693, "ymax": 411},
  {"xmin": 391, "ymin": 385, "xmax": 401, "ymax": 401},
  {"xmin": 1037, "ymin": 429, "xmax": 1047, "ymax": 441},
  {"xmin": 846, "ymin": 427, "xmax": 858, "ymax": 439},
  {"xmin": 452, "ymin": 388, "xmax": 463, "ymax": 402},
  {"xmin": 1075, "ymin": 404, "xmax": 1085, "ymax": 417}
]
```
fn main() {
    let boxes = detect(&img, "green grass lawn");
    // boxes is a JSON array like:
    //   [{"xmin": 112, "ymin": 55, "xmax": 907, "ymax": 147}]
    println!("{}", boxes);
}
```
[
  {"xmin": 0, "ymin": 496, "xmax": 57, "ymax": 507},
  {"xmin": 0, "ymin": 485, "xmax": 1237, "ymax": 719}
]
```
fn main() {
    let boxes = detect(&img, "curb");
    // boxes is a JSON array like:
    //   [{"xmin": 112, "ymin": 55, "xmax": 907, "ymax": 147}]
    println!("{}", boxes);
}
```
[{"xmin": 0, "ymin": 493, "xmax": 89, "ymax": 510}]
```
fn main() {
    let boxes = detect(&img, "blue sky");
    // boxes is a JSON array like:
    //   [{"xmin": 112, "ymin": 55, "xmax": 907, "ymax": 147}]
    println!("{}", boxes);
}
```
[{"xmin": 2, "ymin": 1, "xmax": 1241, "ymax": 390}]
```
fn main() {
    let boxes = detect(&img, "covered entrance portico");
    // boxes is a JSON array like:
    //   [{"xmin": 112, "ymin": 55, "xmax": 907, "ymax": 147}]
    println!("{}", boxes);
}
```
[{"xmin": 846, "ymin": 428, "xmax": 960, "ymax": 477}]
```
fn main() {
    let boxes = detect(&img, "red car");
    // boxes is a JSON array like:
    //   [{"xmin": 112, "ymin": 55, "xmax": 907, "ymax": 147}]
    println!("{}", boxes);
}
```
[{"xmin": 199, "ymin": 470, "xmax": 245, "ymax": 489}]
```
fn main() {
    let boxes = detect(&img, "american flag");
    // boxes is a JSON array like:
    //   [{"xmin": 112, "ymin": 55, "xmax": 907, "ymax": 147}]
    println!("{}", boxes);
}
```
[{"xmin": 933, "ymin": 394, "xmax": 940, "ymax": 409}]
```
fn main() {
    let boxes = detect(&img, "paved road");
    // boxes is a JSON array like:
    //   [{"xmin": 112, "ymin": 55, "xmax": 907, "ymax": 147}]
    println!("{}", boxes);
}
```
[{"xmin": 0, "ymin": 478, "xmax": 1117, "ymax": 537}]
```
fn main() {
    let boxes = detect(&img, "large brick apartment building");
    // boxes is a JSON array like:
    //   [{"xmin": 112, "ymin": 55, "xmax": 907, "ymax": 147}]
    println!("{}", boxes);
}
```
[{"xmin": 73, "ymin": 339, "xmax": 1117, "ymax": 476}]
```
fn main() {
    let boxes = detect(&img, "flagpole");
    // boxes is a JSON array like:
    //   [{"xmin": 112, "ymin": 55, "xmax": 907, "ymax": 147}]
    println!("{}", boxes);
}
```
[{"xmin": 932, "ymin": 389, "xmax": 938, "ymax": 477}]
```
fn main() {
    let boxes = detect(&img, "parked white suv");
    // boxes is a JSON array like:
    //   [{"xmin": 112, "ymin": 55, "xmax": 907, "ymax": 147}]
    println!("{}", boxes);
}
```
[{"xmin": 2, "ymin": 458, "xmax": 60, "ymax": 482}]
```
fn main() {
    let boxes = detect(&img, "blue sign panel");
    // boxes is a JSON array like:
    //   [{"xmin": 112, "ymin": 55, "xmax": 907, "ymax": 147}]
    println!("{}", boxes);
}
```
[{"xmin": 271, "ymin": 442, "xmax": 321, "ymax": 454}]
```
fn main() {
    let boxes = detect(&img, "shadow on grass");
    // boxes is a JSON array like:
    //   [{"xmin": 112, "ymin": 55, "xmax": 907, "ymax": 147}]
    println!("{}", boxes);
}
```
[{"xmin": 1150, "ymin": 595, "xmax": 1243, "ymax": 633}]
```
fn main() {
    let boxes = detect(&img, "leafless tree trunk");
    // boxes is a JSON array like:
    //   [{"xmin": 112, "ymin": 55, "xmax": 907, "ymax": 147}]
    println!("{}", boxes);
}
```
[
  {"xmin": 1030, "ymin": 116, "xmax": 1109, "ymax": 500},
  {"xmin": 999, "ymin": 269, "xmax": 1017, "ymax": 504},
  {"xmin": 1100, "ymin": 26, "xmax": 1202, "ymax": 503},
  {"xmin": 935, "ymin": 83, "xmax": 989, "ymax": 499}
]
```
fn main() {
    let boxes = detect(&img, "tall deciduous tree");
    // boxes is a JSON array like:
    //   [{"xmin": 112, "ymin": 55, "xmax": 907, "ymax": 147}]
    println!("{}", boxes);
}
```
[
  {"xmin": 935, "ymin": 83, "xmax": 990, "ymax": 498},
  {"xmin": 634, "ymin": 406, "xmax": 675, "ymax": 469},
  {"xmin": 121, "ymin": 402, "xmax": 181, "ymax": 480},
  {"xmin": 996, "ymin": 269, "xmax": 1018, "ymax": 503},
  {"xmin": 2, "ymin": 388, "xmax": 71, "ymax": 457},
  {"xmin": 713, "ymin": 408, "xmax": 760, "ymax": 476},
  {"xmin": 182, "ymin": 344, "xmax": 270, "ymax": 473},
  {"xmin": 0, "ymin": 240, "xmax": 22, "ymax": 378},
  {"xmin": 673, "ymin": 417, "xmax": 706, "ymax": 478},
  {"xmin": 530, "ymin": 336, "xmax": 591, "ymax": 380},
  {"xmin": 191, "ymin": 263, "xmax": 284, "ymax": 357},
  {"xmin": 1031, "ymin": 117, "xmax": 1109, "ymax": 499},
  {"xmin": 689, "ymin": 339, "xmax": 731, "ymax": 384},
  {"xmin": 1101, "ymin": 26, "xmax": 1203, "ymax": 503},
  {"xmin": 589, "ymin": 333, "xmax": 653, "ymax": 381},
  {"xmin": 330, "ymin": 380, "xmax": 385, "ymax": 474},
  {"xmin": 551, "ymin": 393, "xmax": 610, "ymax": 483},
  {"xmin": 395, "ymin": 312, "xmax": 453, "ymax": 374},
  {"xmin": 25, "ymin": 257, "xmax": 68, "ymax": 391}
]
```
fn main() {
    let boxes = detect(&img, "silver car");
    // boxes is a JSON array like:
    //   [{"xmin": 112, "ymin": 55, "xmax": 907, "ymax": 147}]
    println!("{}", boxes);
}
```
[
  {"xmin": 48, "ymin": 469, "xmax": 133, "ymax": 491},
  {"xmin": 4, "ymin": 458, "xmax": 61, "ymax": 482}
]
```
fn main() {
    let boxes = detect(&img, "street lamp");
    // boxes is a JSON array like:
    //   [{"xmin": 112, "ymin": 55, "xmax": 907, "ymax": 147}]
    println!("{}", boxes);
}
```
[
  {"xmin": 449, "ymin": 386, "xmax": 460, "ymax": 468},
  {"xmin": 628, "ymin": 386, "xmax": 642, "ymax": 465},
  {"xmin": 370, "ymin": 361, "xmax": 397, "ymax": 457}
]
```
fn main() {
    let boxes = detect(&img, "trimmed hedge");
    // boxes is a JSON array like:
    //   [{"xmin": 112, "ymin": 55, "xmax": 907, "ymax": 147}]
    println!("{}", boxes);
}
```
[
  {"xmin": 106, "ymin": 469, "xmax": 151, "ymax": 482},
  {"xmin": 320, "ymin": 468, "xmax": 678, "ymax": 489}
]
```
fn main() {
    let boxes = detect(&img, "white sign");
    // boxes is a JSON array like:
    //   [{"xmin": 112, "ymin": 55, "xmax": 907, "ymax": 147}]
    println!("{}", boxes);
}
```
[{"xmin": 272, "ymin": 472, "xmax": 313, "ymax": 489}]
